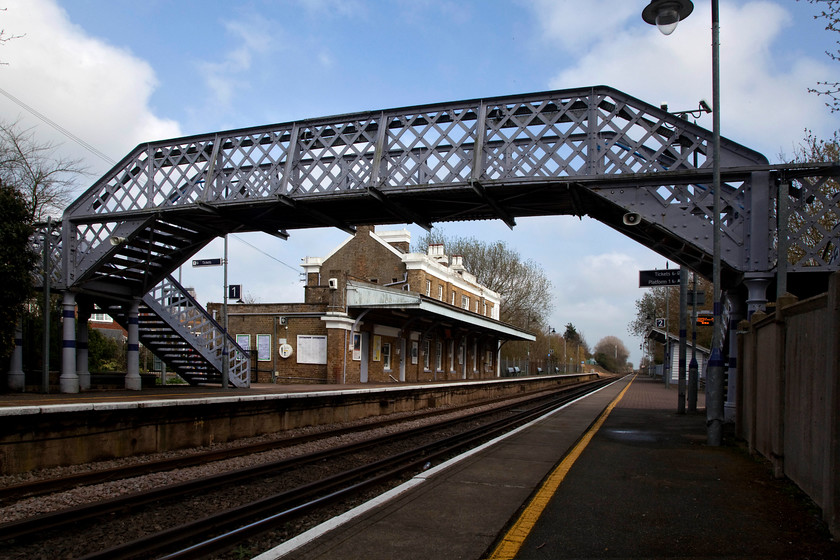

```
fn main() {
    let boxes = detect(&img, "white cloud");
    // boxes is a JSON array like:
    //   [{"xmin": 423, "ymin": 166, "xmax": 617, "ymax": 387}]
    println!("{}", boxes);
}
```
[
  {"xmin": 529, "ymin": 0, "xmax": 640, "ymax": 54},
  {"xmin": 0, "ymin": 0, "xmax": 181, "ymax": 182},
  {"xmin": 199, "ymin": 15, "xmax": 278, "ymax": 108},
  {"xmin": 532, "ymin": 0, "xmax": 840, "ymax": 161}
]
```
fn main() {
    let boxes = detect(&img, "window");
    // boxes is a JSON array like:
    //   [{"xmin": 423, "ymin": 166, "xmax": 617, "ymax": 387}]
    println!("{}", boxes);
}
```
[
  {"xmin": 475, "ymin": 300, "xmax": 479, "ymax": 313},
  {"xmin": 423, "ymin": 339, "xmax": 431, "ymax": 370},
  {"xmin": 435, "ymin": 341, "xmax": 443, "ymax": 371},
  {"xmin": 382, "ymin": 343, "xmax": 392, "ymax": 371},
  {"xmin": 411, "ymin": 341, "xmax": 419, "ymax": 365},
  {"xmin": 438, "ymin": 285, "xmax": 443, "ymax": 300},
  {"xmin": 451, "ymin": 292, "xmax": 456, "ymax": 305},
  {"xmin": 483, "ymin": 302, "xmax": 487, "ymax": 316},
  {"xmin": 425, "ymin": 280, "xmax": 431, "ymax": 296},
  {"xmin": 448, "ymin": 340, "xmax": 455, "ymax": 371},
  {"xmin": 462, "ymin": 295, "xmax": 469, "ymax": 310}
]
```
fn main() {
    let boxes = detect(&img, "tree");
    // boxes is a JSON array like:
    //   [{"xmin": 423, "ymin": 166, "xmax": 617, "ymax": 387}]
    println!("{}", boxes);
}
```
[
  {"xmin": 800, "ymin": 0, "xmax": 840, "ymax": 112},
  {"xmin": 563, "ymin": 323, "xmax": 580, "ymax": 344},
  {"xmin": 561, "ymin": 323, "xmax": 589, "ymax": 372},
  {"xmin": 593, "ymin": 335, "xmax": 630, "ymax": 373},
  {"xmin": 87, "ymin": 328, "xmax": 125, "ymax": 372},
  {"xmin": 0, "ymin": 182, "xmax": 35, "ymax": 360},
  {"xmin": 414, "ymin": 231, "xmax": 553, "ymax": 328},
  {"xmin": 786, "ymin": 130, "xmax": 840, "ymax": 268},
  {"xmin": 0, "ymin": 120, "xmax": 86, "ymax": 221}
]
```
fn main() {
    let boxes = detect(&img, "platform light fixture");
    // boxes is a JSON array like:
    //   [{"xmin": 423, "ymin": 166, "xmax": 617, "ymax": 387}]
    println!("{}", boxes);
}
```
[{"xmin": 642, "ymin": 0, "xmax": 694, "ymax": 35}]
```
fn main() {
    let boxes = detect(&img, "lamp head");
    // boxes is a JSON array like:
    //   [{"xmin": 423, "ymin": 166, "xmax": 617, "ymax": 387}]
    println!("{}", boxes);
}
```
[{"xmin": 642, "ymin": 0, "xmax": 694, "ymax": 35}]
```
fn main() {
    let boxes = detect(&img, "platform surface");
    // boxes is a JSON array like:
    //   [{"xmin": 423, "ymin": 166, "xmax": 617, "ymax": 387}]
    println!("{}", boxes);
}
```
[{"xmin": 255, "ymin": 375, "xmax": 840, "ymax": 560}]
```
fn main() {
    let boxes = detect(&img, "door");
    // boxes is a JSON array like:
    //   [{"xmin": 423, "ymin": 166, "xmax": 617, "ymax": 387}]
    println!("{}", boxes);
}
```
[
  {"xmin": 399, "ymin": 338, "xmax": 406, "ymax": 381},
  {"xmin": 360, "ymin": 332, "xmax": 370, "ymax": 383}
]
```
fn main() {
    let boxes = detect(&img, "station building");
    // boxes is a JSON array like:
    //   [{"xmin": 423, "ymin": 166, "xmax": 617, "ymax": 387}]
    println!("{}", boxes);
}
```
[{"xmin": 209, "ymin": 226, "xmax": 534, "ymax": 384}]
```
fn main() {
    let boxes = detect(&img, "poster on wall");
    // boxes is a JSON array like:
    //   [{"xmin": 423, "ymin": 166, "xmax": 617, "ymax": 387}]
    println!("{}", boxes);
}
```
[
  {"xmin": 257, "ymin": 334, "xmax": 272, "ymax": 361},
  {"xmin": 372, "ymin": 335, "xmax": 382, "ymax": 362},
  {"xmin": 297, "ymin": 335, "xmax": 327, "ymax": 364},
  {"xmin": 352, "ymin": 333, "xmax": 361, "ymax": 361},
  {"xmin": 236, "ymin": 334, "xmax": 251, "ymax": 352}
]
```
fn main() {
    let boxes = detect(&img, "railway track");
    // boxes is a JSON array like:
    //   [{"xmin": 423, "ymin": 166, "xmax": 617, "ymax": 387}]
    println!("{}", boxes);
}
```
[
  {"xmin": 0, "ymin": 377, "xmax": 613, "ymax": 559},
  {"xmin": 0, "ymin": 383, "xmax": 578, "ymax": 504}
]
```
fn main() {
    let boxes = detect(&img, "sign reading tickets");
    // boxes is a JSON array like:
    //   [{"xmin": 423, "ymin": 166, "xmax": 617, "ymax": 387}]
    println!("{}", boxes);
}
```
[{"xmin": 639, "ymin": 269, "xmax": 680, "ymax": 287}]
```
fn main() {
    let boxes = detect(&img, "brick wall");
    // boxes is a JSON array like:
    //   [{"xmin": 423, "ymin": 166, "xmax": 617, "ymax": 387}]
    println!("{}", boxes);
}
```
[{"xmin": 208, "ymin": 302, "xmax": 330, "ymax": 383}]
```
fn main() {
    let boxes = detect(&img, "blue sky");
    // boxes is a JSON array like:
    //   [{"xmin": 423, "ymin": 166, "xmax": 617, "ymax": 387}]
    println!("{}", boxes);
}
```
[{"xmin": 2, "ymin": 0, "xmax": 838, "ymax": 366}]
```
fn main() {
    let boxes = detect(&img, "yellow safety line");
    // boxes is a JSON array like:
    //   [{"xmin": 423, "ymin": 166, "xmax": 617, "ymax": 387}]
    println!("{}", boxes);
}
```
[{"xmin": 486, "ymin": 374, "xmax": 636, "ymax": 560}]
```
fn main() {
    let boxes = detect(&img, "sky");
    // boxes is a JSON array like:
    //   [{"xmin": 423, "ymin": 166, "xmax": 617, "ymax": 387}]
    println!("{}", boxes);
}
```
[{"xmin": 1, "ymin": 0, "xmax": 838, "ymax": 367}]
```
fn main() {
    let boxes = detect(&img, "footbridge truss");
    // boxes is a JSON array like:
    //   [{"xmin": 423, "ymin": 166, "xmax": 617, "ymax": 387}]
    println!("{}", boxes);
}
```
[{"xmin": 31, "ymin": 85, "xmax": 840, "ymax": 387}]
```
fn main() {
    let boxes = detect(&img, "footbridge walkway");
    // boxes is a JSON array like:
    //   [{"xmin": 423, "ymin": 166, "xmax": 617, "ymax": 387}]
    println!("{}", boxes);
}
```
[{"xmin": 17, "ymin": 85, "xmax": 840, "ymax": 393}]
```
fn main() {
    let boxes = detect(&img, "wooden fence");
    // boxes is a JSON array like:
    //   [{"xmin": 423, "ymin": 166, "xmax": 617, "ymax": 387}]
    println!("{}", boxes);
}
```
[{"xmin": 737, "ymin": 272, "xmax": 840, "ymax": 538}]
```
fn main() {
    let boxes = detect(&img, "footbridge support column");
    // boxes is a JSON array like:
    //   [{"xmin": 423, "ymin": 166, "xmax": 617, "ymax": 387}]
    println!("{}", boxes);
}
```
[
  {"xmin": 60, "ymin": 292, "xmax": 79, "ymax": 393},
  {"xmin": 125, "ymin": 298, "xmax": 142, "ymax": 391},
  {"xmin": 77, "ymin": 302, "xmax": 91, "ymax": 391},
  {"xmin": 744, "ymin": 273, "xmax": 772, "ymax": 318}
]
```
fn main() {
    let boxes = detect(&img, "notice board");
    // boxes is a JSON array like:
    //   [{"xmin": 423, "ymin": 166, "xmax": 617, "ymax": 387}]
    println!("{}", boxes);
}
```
[{"xmin": 297, "ymin": 335, "xmax": 327, "ymax": 364}]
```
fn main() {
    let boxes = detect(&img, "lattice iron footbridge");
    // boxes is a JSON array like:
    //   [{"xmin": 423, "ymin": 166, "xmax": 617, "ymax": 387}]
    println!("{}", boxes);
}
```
[{"xmin": 29, "ymin": 85, "xmax": 840, "ymax": 389}]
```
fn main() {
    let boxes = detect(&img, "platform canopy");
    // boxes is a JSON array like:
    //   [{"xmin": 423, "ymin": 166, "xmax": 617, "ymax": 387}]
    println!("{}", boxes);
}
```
[{"xmin": 346, "ymin": 280, "xmax": 535, "ymax": 341}]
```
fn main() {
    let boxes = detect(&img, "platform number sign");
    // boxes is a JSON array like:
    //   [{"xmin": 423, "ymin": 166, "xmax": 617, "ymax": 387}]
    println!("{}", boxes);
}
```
[
  {"xmin": 228, "ymin": 284, "xmax": 241, "ymax": 300},
  {"xmin": 655, "ymin": 318, "xmax": 666, "ymax": 328}
]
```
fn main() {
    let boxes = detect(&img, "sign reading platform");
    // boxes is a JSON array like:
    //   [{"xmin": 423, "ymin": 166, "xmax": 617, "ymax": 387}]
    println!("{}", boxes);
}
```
[{"xmin": 639, "ymin": 269, "xmax": 680, "ymax": 287}]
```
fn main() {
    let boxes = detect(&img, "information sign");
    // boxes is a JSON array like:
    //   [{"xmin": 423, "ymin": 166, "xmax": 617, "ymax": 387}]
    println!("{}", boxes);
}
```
[
  {"xmin": 639, "ymin": 269, "xmax": 680, "ymax": 287},
  {"xmin": 192, "ymin": 258, "xmax": 222, "ymax": 267}
]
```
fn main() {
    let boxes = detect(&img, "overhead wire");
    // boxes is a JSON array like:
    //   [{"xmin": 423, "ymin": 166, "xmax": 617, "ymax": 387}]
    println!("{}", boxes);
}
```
[
  {"xmin": 230, "ymin": 234, "xmax": 300, "ymax": 274},
  {"xmin": 0, "ymin": 85, "xmax": 118, "ymax": 165}
]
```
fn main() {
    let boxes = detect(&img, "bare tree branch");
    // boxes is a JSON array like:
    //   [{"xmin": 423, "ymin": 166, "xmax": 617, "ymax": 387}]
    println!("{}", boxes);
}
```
[
  {"xmin": 414, "ymin": 231, "xmax": 554, "ymax": 329},
  {"xmin": 800, "ymin": 0, "xmax": 840, "ymax": 111},
  {"xmin": 0, "ymin": 120, "xmax": 87, "ymax": 220}
]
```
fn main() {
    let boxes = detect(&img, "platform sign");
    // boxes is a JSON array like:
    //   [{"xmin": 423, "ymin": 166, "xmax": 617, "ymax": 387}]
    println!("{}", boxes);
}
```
[
  {"xmin": 655, "ymin": 318, "xmax": 666, "ymax": 328},
  {"xmin": 192, "ymin": 258, "xmax": 222, "ymax": 267},
  {"xmin": 228, "ymin": 284, "xmax": 241, "ymax": 300},
  {"xmin": 639, "ymin": 269, "xmax": 680, "ymax": 287}
]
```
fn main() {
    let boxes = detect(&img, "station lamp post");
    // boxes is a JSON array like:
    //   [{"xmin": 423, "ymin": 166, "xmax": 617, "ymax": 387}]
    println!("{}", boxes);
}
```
[
  {"xmin": 548, "ymin": 327, "xmax": 556, "ymax": 373},
  {"xmin": 643, "ymin": 0, "xmax": 725, "ymax": 445}
]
